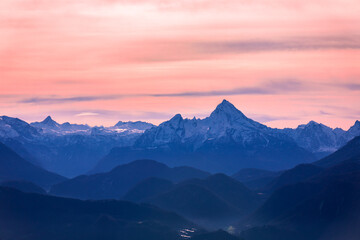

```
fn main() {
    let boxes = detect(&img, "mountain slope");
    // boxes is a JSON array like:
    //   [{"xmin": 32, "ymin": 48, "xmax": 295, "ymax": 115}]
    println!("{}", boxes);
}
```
[
  {"xmin": 192, "ymin": 230, "xmax": 241, "ymax": 240},
  {"xmin": 347, "ymin": 120, "xmax": 360, "ymax": 138},
  {"xmin": 281, "ymin": 121, "xmax": 348, "ymax": 157},
  {"xmin": 240, "ymin": 158, "xmax": 360, "ymax": 240},
  {"xmin": 0, "ymin": 180, "xmax": 46, "ymax": 194},
  {"xmin": 147, "ymin": 183, "xmax": 239, "ymax": 222},
  {"xmin": 127, "ymin": 174, "xmax": 260, "ymax": 213},
  {"xmin": 264, "ymin": 164, "xmax": 324, "ymax": 193},
  {"xmin": 0, "ymin": 142, "xmax": 66, "ymax": 188},
  {"xmin": 123, "ymin": 178, "xmax": 174, "ymax": 202},
  {"xmin": 0, "ymin": 116, "xmax": 40, "ymax": 139},
  {"xmin": 50, "ymin": 159, "xmax": 210, "ymax": 200},
  {"xmin": 232, "ymin": 168, "xmax": 279, "ymax": 183},
  {"xmin": 126, "ymin": 174, "xmax": 261, "ymax": 228},
  {"xmin": 0, "ymin": 187, "xmax": 194, "ymax": 240},
  {"xmin": 314, "ymin": 136, "xmax": 360, "ymax": 167},
  {"xmin": 182, "ymin": 174, "xmax": 261, "ymax": 214}
]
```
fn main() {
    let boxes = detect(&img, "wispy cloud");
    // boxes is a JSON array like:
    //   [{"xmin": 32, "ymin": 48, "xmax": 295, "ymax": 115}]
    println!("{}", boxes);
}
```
[
  {"xmin": 153, "ymin": 79, "xmax": 305, "ymax": 97},
  {"xmin": 319, "ymin": 110, "xmax": 334, "ymax": 116},
  {"xmin": 338, "ymin": 83, "xmax": 360, "ymax": 90},
  {"xmin": 60, "ymin": 109, "xmax": 173, "ymax": 122},
  {"xmin": 247, "ymin": 113, "xmax": 298, "ymax": 123},
  {"xmin": 75, "ymin": 112, "xmax": 100, "ymax": 117},
  {"xmin": 194, "ymin": 36, "xmax": 360, "ymax": 56},
  {"xmin": 19, "ymin": 95, "xmax": 123, "ymax": 104},
  {"xmin": 104, "ymin": 36, "xmax": 360, "ymax": 64},
  {"xmin": 19, "ymin": 79, "xmax": 306, "ymax": 104}
]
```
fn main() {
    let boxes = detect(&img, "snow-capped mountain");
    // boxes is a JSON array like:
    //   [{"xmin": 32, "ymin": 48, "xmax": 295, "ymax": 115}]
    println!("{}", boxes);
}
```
[
  {"xmin": 92, "ymin": 100, "xmax": 316, "ymax": 174},
  {"xmin": 348, "ymin": 120, "xmax": 360, "ymax": 138},
  {"xmin": 1, "ymin": 116, "xmax": 155, "ymax": 177},
  {"xmin": 136, "ymin": 100, "xmax": 279, "ymax": 149},
  {"xmin": 30, "ymin": 116, "xmax": 153, "ymax": 136},
  {"xmin": 107, "ymin": 121, "xmax": 154, "ymax": 134},
  {"xmin": 0, "ymin": 116, "xmax": 40, "ymax": 139},
  {"xmin": 31, "ymin": 116, "xmax": 90, "ymax": 135},
  {"xmin": 280, "ymin": 120, "xmax": 359, "ymax": 158},
  {"xmin": 114, "ymin": 121, "xmax": 154, "ymax": 131},
  {"xmin": 281, "ymin": 121, "xmax": 345, "ymax": 157},
  {"xmin": 1, "ymin": 100, "xmax": 359, "ymax": 177}
]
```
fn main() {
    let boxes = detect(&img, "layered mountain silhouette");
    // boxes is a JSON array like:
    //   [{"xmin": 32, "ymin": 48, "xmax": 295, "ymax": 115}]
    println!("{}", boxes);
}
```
[
  {"xmin": 238, "ymin": 137, "xmax": 360, "ymax": 240},
  {"xmin": 241, "ymin": 167, "xmax": 360, "ymax": 240},
  {"xmin": 314, "ymin": 136, "xmax": 360, "ymax": 167},
  {"xmin": 50, "ymin": 159, "xmax": 210, "ymax": 200},
  {"xmin": 123, "ymin": 177, "xmax": 174, "ymax": 202},
  {"xmin": 0, "ymin": 180, "xmax": 46, "ymax": 194},
  {"xmin": 264, "ymin": 164, "xmax": 324, "ymax": 193},
  {"xmin": 232, "ymin": 168, "xmax": 281, "ymax": 190},
  {"xmin": 0, "ymin": 142, "xmax": 65, "ymax": 188},
  {"xmin": 1, "ymin": 100, "xmax": 360, "ymax": 240},
  {"xmin": 192, "ymin": 230, "xmax": 241, "ymax": 240},
  {"xmin": 123, "ymin": 173, "xmax": 261, "ymax": 228},
  {"xmin": 241, "ymin": 137, "xmax": 360, "ymax": 196},
  {"xmin": 0, "ymin": 187, "xmax": 195, "ymax": 240}
]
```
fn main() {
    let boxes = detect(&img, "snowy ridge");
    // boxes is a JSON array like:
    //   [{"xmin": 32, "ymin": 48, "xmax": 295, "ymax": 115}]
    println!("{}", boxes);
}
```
[{"xmin": 29, "ymin": 116, "xmax": 153, "ymax": 136}]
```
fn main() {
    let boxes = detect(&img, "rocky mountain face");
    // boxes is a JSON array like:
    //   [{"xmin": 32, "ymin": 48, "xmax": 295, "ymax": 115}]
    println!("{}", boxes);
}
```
[{"xmin": 280, "ymin": 120, "xmax": 358, "ymax": 158}]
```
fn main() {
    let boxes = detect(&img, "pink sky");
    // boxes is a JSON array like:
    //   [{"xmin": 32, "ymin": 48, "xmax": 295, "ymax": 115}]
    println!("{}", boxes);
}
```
[{"xmin": 1, "ymin": 0, "xmax": 360, "ymax": 129}]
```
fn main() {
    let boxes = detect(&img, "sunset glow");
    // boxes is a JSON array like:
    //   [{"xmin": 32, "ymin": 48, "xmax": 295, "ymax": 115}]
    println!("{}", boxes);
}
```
[{"xmin": 1, "ymin": 0, "xmax": 360, "ymax": 128}]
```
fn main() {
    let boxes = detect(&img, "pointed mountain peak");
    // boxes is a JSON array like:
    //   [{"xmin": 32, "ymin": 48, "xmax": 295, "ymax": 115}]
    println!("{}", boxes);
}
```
[
  {"xmin": 307, "ymin": 120, "xmax": 319, "ymax": 125},
  {"xmin": 348, "ymin": 120, "xmax": 360, "ymax": 132},
  {"xmin": 42, "ymin": 116, "xmax": 53, "ymax": 122},
  {"xmin": 210, "ymin": 99, "xmax": 247, "ymax": 120},
  {"xmin": 114, "ymin": 121, "xmax": 124, "ymax": 127},
  {"xmin": 170, "ymin": 114, "xmax": 183, "ymax": 121},
  {"xmin": 41, "ymin": 116, "xmax": 59, "ymax": 126},
  {"xmin": 165, "ymin": 114, "xmax": 183, "ymax": 128},
  {"xmin": 218, "ymin": 99, "xmax": 236, "ymax": 108}
]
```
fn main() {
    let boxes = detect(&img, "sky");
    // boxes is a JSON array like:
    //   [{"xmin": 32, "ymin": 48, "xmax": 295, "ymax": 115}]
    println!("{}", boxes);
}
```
[{"xmin": 0, "ymin": 0, "xmax": 360, "ymax": 129}]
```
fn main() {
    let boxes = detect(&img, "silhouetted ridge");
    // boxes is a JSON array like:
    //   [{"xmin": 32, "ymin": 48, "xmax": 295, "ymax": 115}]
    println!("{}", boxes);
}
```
[
  {"xmin": 50, "ymin": 159, "xmax": 210, "ymax": 200},
  {"xmin": 192, "ymin": 230, "xmax": 241, "ymax": 240},
  {"xmin": 0, "ymin": 141, "xmax": 66, "ymax": 188},
  {"xmin": 0, "ymin": 180, "xmax": 46, "ymax": 194},
  {"xmin": 315, "ymin": 136, "xmax": 360, "ymax": 167},
  {"xmin": 125, "ymin": 173, "xmax": 261, "ymax": 228},
  {"xmin": 0, "ymin": 187, "xmax": 194, "ymax": 240}
]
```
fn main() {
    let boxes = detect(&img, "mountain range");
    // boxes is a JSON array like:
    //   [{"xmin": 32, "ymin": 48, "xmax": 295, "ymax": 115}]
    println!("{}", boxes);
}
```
[
  {"xmin": 1, "ymin": 108, "xmax": 360, "ymax": 240},
  {"xmin": 0, "ymin": 115, "xmax": 153, "ymax": 177},
  {"xmin": 92, "ymin": 100, "xmax": 359, "ymax": 174},
  {"xmin": 1, "ymin": 100, "xmax": 359, "ymax": 177},
  {"xmin": 126, "ymin": 173, "xmax": 262, "ymax": 229},
  {"xmin": 50, "ymin": 159, "xmax": 210, "ymax": 200}
]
